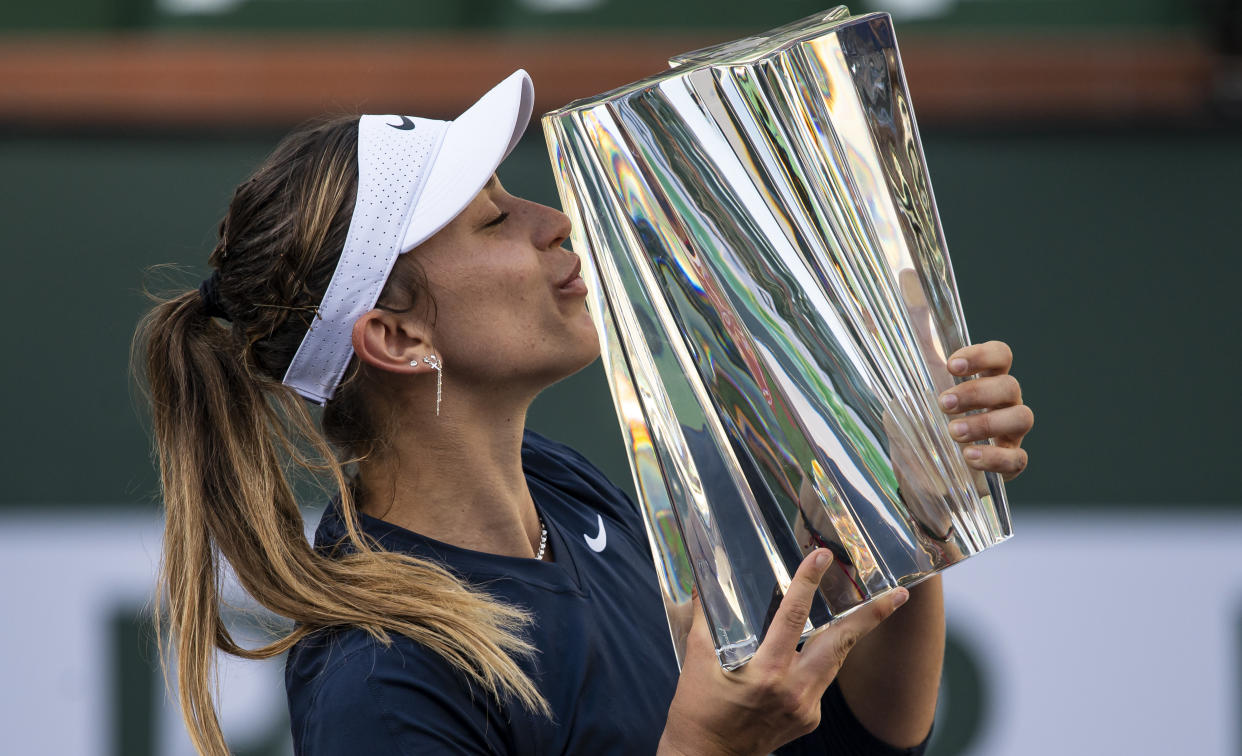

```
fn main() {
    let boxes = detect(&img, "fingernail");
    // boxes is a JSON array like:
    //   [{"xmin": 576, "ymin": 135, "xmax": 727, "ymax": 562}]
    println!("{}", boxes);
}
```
[
  {"xmin": 965, "ymin": 447, "xmax": 983, "ymax": 460},
  {"xmin": 939, "ymin": 393, "xmax": 958, "ymax": 410},
  {"xmin": 949, "ymin": 358, "xmax": 968, "ymax": 374},
  {"xmin": 814, "ymin": 549, "xmax": 831, "ymax": 569},
  {"xmin": 893, "ymin": 589, "xmax": 909, "ymax": 607},
  {"xmin": 949, "ymin": 420, "xmax": 967, "ymax": 438}
]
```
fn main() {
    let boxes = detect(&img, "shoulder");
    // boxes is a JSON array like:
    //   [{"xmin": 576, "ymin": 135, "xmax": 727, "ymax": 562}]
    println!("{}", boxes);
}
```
[
  {"xmin": 521, "ymin": 429, "xmax": 644, "ymax": 540},
  {"xmin": 286, "ymin": 627, "xmax": 510, "ymax": 755},
  {"xmin": 520, "ymin": 428, "xmax": 608, "ymax": 480},
  {"xmin": 520, "ymin": 429, "xmax": 626, "ymax": 505}
]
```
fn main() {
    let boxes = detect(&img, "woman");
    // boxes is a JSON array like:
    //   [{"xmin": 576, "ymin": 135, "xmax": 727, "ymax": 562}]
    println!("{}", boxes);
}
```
[{"xmin": 136, "ymin": 70, "xmax": 1033, "ymax": 755}]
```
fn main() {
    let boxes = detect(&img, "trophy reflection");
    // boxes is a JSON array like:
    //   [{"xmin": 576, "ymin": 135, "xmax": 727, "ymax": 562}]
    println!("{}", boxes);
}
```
[{"xmin": 543, "ymin": 6, "xmax": 1012, "ymax": 670}]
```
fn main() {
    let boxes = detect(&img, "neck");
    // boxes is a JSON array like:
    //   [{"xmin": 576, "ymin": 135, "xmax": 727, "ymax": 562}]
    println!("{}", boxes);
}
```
[{"xmin": 355, "ymin": 385, "xmax": 545, "ymax": 560}]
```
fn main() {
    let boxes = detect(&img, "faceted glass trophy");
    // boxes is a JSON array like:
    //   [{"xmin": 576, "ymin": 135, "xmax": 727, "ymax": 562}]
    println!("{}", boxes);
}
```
[{"xmin": 543, "ymin": 6, "xmax": 1012, "ymax": 669}]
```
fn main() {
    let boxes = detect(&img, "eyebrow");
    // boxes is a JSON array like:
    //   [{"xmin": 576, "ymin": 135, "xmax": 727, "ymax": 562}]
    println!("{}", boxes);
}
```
[{"xmin": 484, "ymin": 175, "xmax": 498, "ymax": 191}]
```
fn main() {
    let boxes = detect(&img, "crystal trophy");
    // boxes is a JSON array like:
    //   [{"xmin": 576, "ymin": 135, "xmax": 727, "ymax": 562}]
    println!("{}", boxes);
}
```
[{"xmin": 543, "ymin": 6, "xmax": 1012, "ymax": 669}]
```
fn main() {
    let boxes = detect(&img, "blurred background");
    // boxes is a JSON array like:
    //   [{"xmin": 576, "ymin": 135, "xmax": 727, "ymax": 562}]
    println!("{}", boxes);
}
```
[{"xmin": 1, "ymin": 0, "xmax": 1239, "ymax": 754}]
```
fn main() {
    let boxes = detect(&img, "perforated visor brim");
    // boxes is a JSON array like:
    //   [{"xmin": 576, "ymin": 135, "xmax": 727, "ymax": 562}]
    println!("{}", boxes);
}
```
[{"xmin": 401, "ymin": 70, "xmax": 534, "ymax": 252}]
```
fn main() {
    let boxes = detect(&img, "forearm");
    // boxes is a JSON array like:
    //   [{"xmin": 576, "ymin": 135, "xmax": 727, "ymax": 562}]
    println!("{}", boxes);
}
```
[{"xmin": 833, "ymin": 575, "xmax": 944, "ymax": 749}]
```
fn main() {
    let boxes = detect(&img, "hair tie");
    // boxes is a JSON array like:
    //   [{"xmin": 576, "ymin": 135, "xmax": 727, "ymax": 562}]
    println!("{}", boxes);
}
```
[{"xmin": 198, "ymin": 270, "xmax": 231, "ymax": 321}]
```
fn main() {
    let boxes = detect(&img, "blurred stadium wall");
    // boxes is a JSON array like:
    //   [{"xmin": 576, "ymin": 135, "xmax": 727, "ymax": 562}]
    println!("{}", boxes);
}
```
[{"xmin": 1, "ymin": 1, "xmax": 1239, "ymax": 754}]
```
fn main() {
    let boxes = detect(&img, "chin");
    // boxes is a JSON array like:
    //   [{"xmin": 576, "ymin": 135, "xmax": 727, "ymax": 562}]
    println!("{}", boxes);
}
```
[
  {"xmin": 568, "ymin": 327, "xmax": 603, "ymax": 372},
  {"xmin": 549, "ymin": 325, "xmax": 602, "ymax": 385},
  {"xmin": 523, "ymin": 308, "xmax": 601, "ymax": 390}
]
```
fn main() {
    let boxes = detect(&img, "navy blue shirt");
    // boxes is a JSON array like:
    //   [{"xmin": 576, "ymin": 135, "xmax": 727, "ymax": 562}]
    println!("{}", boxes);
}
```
[{"xmin": 285, "ymin": 430, "xmax": 928, "ymax": 755}]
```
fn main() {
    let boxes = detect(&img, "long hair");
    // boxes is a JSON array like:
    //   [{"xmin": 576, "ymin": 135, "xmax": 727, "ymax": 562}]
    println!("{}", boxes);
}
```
[{"xmin": 132, "ymin": 116, "xmax": 547, "ymax": 755}]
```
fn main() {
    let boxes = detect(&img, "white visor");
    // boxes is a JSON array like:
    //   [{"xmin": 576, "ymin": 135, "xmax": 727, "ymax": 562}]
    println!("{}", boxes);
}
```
[{"xmin": 282, "ymin": 69, "xmax": 534, "ymax": 404}]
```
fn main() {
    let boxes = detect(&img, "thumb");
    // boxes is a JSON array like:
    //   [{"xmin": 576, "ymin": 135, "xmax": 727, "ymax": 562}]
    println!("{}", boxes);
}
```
[{"xmin": 799, "ymin": 588, "xmax": 909, "ymax": 679}]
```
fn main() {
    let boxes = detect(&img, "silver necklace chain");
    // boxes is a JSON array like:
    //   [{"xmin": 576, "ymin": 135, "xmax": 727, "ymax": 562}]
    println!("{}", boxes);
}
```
[{"xmin": 535, "ymin": 513, "xmax": 548, "ymax": 561}]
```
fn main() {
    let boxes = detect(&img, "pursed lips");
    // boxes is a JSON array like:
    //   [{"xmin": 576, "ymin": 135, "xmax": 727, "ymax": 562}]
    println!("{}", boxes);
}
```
[{"xmin": 555, "ymin": 256, "xmax": 582, "ymax": 288}]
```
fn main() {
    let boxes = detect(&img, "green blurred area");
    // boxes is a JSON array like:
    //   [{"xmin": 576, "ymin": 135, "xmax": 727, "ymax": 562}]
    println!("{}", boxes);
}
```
[
  {"xmin": 0, "ymin": 0, "xmax": 1213, "ymax": 32},
  {"xmin": 1, "ymin": 125, "xmax": 1237, "ymax": 509}
]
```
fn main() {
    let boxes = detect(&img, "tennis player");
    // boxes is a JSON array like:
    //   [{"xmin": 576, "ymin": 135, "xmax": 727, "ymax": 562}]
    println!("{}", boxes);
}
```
[{"xmin": 135, "ymin": 70, "xmax": 1033, "ymax": 755}]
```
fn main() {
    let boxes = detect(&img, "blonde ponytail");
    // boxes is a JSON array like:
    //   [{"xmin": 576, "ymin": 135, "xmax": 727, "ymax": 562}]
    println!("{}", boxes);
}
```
[{"xmin": 133, "ymin": 117, "xmax": 547, "ymax": 755}]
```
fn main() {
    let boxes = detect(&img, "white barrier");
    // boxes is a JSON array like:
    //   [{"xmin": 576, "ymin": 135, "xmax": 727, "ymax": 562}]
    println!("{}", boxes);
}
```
[{"xmin": 0, "ymin": 507, "xmax": 1237, "ymax": 755}]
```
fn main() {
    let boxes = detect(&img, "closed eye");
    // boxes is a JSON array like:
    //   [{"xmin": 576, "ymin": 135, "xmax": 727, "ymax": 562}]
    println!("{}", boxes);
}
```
[{"xmin": 482, "ymin": 211, "xmax": 510, "ymax": 229}]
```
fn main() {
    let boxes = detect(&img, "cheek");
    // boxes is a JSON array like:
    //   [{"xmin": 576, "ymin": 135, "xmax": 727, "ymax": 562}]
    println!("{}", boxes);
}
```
[
  {"xmin": 469, "ymin": 261, "xmax": 542, "ymax": 317},
  {"xmin": 432, "ymin": 260, "xmax": 546, "ymax": 350}
]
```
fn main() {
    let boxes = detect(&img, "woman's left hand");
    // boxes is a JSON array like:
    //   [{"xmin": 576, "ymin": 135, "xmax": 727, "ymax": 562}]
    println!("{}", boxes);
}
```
[{"xmin": 938, "ymin": 340, "xmax": 1033, "ymax": 481}]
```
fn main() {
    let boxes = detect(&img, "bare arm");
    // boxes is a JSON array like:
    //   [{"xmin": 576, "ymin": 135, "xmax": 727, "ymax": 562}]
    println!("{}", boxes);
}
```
[
  {"xmin": 835, "ymin": 575, "xmax": 944, "ymax": 748},
  {"xmin": 837, "ymin": 340, "xmax": 1033, "ymax": 748}
]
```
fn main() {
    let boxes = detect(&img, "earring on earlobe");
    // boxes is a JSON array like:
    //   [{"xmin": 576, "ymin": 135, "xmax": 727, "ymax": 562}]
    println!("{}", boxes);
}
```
[{"xmin": 414, "ymin": 354, "xmax": 443, "ymax": 416}]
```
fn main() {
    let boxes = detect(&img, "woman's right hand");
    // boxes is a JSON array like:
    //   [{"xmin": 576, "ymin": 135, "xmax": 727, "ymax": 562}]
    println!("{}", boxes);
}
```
[{"xmin": 657, "ymin": 549, "xmax": 909, "ymax": 756}]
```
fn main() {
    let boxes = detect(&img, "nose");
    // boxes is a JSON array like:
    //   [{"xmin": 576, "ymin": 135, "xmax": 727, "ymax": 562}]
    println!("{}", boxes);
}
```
[{"xmin": 531, "ymin": 201, "xmax": 572, "ymax": 251}]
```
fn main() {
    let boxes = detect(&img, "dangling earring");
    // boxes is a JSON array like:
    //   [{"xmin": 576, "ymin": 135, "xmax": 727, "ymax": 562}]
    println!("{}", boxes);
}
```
[{"xmin": 413, "ymin": 354, "xmax": 443, "ymax": 416}]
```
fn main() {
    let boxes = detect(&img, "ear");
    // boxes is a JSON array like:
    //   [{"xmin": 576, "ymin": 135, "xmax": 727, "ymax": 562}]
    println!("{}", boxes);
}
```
[{"xmin": 351, "ymin": 309, "xmax": 436, "ymax": 376}]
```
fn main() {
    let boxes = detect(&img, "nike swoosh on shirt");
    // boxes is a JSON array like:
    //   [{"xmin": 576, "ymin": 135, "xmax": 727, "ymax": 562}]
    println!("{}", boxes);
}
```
[{"xmin": 584, "ymin": 514, "xmax": 607, "ymax": 553}]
